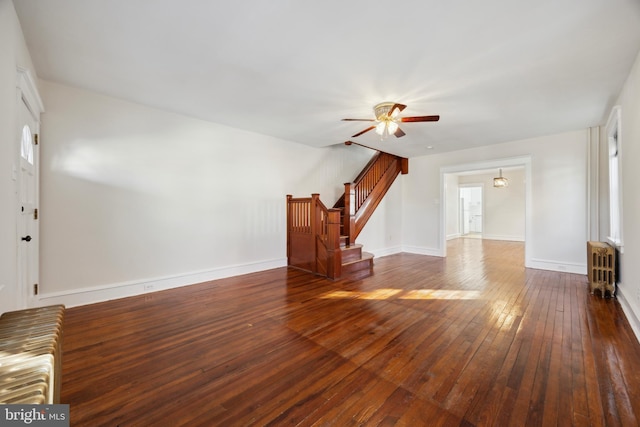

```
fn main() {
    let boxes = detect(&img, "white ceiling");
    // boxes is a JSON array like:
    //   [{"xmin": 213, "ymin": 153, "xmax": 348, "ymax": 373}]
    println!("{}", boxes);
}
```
[{"xmin": 13, "ymin": 0, "xmax": 640, "ymax": 158}]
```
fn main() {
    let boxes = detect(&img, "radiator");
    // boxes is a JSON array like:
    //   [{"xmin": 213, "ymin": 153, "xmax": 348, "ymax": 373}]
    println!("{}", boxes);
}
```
[
  {"xmin": 587, "ymin": 241, "xmax": 615, "ymax": 298},
  {"xmin": 0, "ymin": 305, "xmax": 65, "ymax": 404}
]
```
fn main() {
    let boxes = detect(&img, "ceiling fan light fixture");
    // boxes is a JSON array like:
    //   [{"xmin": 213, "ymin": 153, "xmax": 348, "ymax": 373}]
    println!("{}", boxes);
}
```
[
  {"xmin": 373, "ymin": 102, "xmax": 401, "ymax": 139},
  {"xmin": 374, "ymin": 119, "xmax": 399, "ymax": 139},
  {"xmin": 493, "ymin": 169, "xmax": 509, "ymax": 188},
  {"xmin": 374, "ymin": 102, "xmax": 395, "ymax": 120},
  {"xmin": 343, "ymin": 102, "xmax": 438, "ymax": 139}
]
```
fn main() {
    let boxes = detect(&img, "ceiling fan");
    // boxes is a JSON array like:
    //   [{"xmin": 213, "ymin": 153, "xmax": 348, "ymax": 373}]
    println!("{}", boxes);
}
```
[{"xmin": 342, "ymin": 102, "xmax": 439, "ymax": 139}]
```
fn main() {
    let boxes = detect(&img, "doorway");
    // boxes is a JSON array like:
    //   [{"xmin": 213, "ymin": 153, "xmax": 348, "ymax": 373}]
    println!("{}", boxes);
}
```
[
  {"xmin": 440, "ymin": 156, "xmax": 532, "ymax": 268},
  {"xmin": 459, "ymin": 185, "xmax": 483, "ymax": 237}
]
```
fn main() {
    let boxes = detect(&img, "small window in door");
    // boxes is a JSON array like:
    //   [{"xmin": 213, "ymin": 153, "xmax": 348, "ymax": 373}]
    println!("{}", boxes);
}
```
[{"xmin": 20, "ymin": 125, "xmax": 34, "ymax": 165}]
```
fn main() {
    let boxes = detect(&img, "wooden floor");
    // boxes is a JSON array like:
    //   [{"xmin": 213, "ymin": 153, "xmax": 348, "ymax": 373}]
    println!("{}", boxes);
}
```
[{"xmin": 61, "ymin": 239, "xmax": 640, "ymax": 426}]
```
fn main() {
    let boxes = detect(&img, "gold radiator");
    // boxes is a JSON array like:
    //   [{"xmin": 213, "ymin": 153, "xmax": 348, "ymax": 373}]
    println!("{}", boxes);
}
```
[
  {"xmin": 587, "ymin": 241, "xmax": 615, "ymax": 298},
  {"xmin": 0, "ymin": 305, "xmax": 65, "ymax": 404}
]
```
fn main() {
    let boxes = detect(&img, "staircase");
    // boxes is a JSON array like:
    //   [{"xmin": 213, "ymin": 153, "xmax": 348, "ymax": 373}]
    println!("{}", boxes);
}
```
[
  {"xmin": 340, "ymin": 243, "xmax": 374, "ymax": 280},
  {"xmin": 286, "ymin": 146, "xmax": 408, "ymax": 280}
]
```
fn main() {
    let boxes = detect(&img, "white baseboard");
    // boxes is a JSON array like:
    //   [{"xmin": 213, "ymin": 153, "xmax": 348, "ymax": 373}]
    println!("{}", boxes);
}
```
[
  {"xmin": 482, "ymin": 234, "xmax": 525, "ymax": 242},
  {"xmin": 401, "ymin": 245, "xmax": 444, "ymax": 257},
  {"xmin": 36, "ymin": 258, "xmax": 287, "ymax": 308},
  {"xmin": 527, "ymin": 258, "xmax": 586, "ymax": 275},
  {"xmin": 446, "ymin": 233, "xmax": 461, "ymax": 240},
  {"xmin": 616, "ymin": 285, "xmax": 640, "ymax": 345},
  {"xmin": 370, "ymin": 245, "xmax": 403, "ymax": 258}
]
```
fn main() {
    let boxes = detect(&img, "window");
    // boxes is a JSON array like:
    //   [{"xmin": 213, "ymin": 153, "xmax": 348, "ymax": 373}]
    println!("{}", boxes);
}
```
[
  {"xmin": 20, "ymin": 125, "xmax": 34, "ymax": 165},
  {"xmin": 606, "ymin": 106, "xmax": 623, "ymax": 251}
]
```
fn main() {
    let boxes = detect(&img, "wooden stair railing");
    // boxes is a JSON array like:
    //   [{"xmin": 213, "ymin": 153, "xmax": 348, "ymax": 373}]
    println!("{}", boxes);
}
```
[
  {"xmin": 286, "ymin": 147, "xmax": 407, "ymax": 280},
  {"xmin": 286, "ymin": 194, "xmax": 342, "ymax": 279},
  {"xmin": 337, "ymin": 151, "xmax": 408, "ymax": 246}
]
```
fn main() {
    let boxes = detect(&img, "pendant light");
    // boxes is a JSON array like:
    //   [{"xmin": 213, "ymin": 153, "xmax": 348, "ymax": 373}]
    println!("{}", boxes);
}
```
[{"xmin": 493, "ymin": 169, "xmax": 508, "ymax": 188}]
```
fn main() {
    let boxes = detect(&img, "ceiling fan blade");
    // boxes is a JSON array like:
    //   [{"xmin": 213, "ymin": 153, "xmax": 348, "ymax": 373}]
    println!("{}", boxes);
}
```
[
  {"xmin": 352, "ymin": 126, "xmax": 376, "ymax": 137},
  {"xmin": 394, "ymin": 127, "xmax": 406, "ymax": 138},
  {"xmin": 388, "ymin": 103, "xmax": 407, "ymax": 117},
  {"xmin": 342, "ymin": 118, "xmax": 375, "ymax": 122},
  {"xmin": 400, "ymin": 115, "xmax": 440, "ymax": 122}
]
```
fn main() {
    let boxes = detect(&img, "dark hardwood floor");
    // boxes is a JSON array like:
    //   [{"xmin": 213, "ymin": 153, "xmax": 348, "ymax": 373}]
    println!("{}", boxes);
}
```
[{"xmin": 61, "ymin": 239, "xmax": 640, "ymax": 426}]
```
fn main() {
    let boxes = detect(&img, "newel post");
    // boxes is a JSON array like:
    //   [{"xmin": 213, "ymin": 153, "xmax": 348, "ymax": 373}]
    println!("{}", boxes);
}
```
[
  {"xmin": 344, "ymin": 183, "xmax": 356, "ymax": 246},
  {"xmin": 326, "ymin": 208, "xmax": 342, "ymax": 279},
  {"xmin": 310, "ymin": 193, "xmax": 320, "ymax": 237},
  {"xmin": 310, "ymin": 194, "xmax": 320, "ymax": 274},
  {"xmin": 400, "ymin": 157, "xmax": 409, "ymax": 174},
  {"xmin": 286, "ymin": 195, "xmax": 292, "ymax": 262}
]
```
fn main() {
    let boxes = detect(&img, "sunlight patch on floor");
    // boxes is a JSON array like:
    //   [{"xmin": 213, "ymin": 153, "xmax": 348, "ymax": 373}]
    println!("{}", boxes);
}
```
[
  {"xmin": 402, "ymin": 289, "xmax": 482, "ymax": 300},
  {"xmin": 320, "ymin": 289, "xmax": 482, "ymax": 300},
  {"xmin": 322, "ymin": 289, "xmax": 403, "ymax": 300}
]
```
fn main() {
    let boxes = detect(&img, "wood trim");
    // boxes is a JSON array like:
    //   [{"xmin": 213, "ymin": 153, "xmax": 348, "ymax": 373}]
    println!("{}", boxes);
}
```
[
  {"xmin": 344, "ymin": 153, "xmax": 405, "ymax": 243},
  {"xmin": 353, "ymin": 159, "xmax": 401, "ymax": 240},
  {"xmin": 286, "ymin": 194, "xmax": 341, "ymax": 279}
]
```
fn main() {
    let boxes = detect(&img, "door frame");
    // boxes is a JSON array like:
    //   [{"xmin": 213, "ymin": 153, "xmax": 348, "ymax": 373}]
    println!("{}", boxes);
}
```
[{"xmin": 16, "ymin": 67, "xmax": 44, "ymax": 308}]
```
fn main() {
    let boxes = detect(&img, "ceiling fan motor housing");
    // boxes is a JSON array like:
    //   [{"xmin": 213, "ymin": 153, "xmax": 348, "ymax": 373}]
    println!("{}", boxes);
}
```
[{"xmin": 374, "ymin": 102, "xmax": 398, "ymax": 120}]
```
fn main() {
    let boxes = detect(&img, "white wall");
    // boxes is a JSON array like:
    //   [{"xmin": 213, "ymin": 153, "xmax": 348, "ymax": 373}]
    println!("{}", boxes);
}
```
[
  {"xmin": 357, "ymin": 175, "xmax": 403, "ymax": 257},
  {"xmin": 609, "ymin": 48, "xmax": 640, "ymax": 340},
  {"xmin": 37, "ymin": 81, "xmax": 375, "ymax": 306},
  {"xmin": 0, "ymin": 0, "xmax": 39, "ymax": 314},
  {"xmin": 444, "ymin": 174, "xmax": 460, "ymax": 239},
  {"xmin": 402, "ymin": 130, "xmax": 588, "ymax": 273}
]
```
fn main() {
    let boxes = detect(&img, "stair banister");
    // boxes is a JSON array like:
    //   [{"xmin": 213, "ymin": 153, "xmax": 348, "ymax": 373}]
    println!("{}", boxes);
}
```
[
  {"xmin": 286, "ymin": 193, "xmax": 342, "ymax": 279},
  {"xmin": 287, "ymin": 147, "xmax": 406, "ymax": 280},
  {"xmin": 342, "ymin": 152, "xmax": 408, "ymax": 244},
  {"xmin": 343, "ymin": 182, "xmax": 356, "ymax": 246},
  {"xmin": 325, "ymin": 206, "xmax": 342, "ymax": 279}
]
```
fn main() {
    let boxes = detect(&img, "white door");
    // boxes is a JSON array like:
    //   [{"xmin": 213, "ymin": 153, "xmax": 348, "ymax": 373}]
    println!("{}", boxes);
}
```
[
  {"xmin": 17, "ymin": 95, "xmax": 40, "ymax": 307},
  {"xmin": 459, "ymin": 186, "xmax": 483, "ymax": 236}
]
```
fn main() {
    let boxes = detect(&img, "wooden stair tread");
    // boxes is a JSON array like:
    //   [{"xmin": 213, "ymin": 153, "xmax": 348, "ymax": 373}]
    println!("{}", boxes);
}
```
[
  {"xmin": 341, "ymin": 244, "xmax": 363, "ymax": 250},
  {"xmin": 341, "ymin": 251, "xmax": 374, "ymax": 267},
  {"xmin": 340, "ymin": 251, "xmax": 374, "ymax": 279}
]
